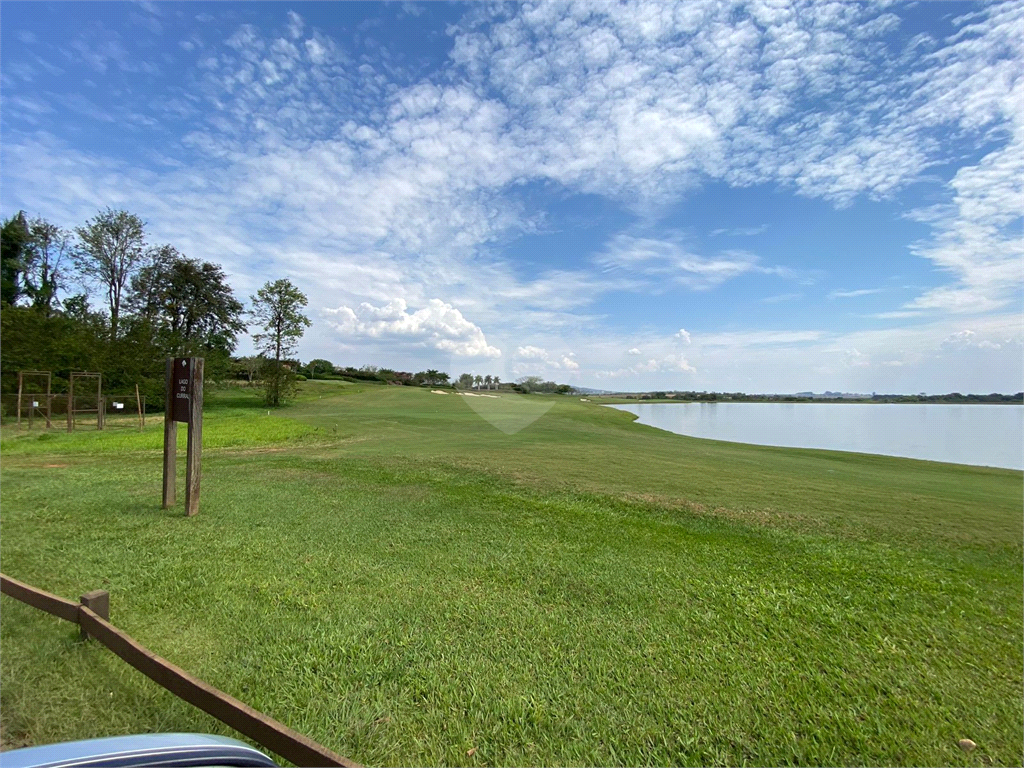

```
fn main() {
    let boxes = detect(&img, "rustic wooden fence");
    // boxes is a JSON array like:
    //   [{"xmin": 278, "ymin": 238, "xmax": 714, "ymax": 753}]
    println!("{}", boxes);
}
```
[{"xmin": 0, "ymin": 573, "xmax": 358, "ymax": 768}]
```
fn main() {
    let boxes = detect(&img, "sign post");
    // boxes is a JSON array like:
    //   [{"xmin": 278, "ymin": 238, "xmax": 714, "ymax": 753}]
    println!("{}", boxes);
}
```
[{"xmin": 163, "ymin": 357, "xmax": 204, "ymax": 516}]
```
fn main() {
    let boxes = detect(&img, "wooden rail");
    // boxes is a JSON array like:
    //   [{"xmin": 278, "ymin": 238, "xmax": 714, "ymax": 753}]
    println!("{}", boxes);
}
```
[{"xmin": 0, "ymin": 573, "xmax": 358, "ymax": 768}]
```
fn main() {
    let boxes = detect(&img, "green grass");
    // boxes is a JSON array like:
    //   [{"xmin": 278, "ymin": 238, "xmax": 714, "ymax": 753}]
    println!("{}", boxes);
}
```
[{"xmin": 2, "ymin": 382, "xmax": 1021, "ymax": 766}]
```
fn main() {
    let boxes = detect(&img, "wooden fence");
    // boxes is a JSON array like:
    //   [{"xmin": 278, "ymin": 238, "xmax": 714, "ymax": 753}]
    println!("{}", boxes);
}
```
[{"xmin": 0, "ymin": 573, "xmax": 358, "ymax": 768}]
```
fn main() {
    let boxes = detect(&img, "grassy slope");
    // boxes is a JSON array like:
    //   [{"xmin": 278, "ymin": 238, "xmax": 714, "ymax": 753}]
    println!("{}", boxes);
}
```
[{"xmin": 1, "ymin": 381, "xmax": 1021, "ymax": 766}]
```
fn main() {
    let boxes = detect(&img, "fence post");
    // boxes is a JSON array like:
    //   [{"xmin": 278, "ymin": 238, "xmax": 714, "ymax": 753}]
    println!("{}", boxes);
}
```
[
  {"xmin": 163, "ymin": 358, "xmax": 177, "ymax": 508},
  {"xmin": 136, "ymin": 384, "xmax": 144, "ymax": 431},
  {"xmin": 67, "ymin": 376, "xmax": 75, "ymax": 432},
  {"xmin": 79, "ymin": 590, "xmax": 109, "ymax": 640}
]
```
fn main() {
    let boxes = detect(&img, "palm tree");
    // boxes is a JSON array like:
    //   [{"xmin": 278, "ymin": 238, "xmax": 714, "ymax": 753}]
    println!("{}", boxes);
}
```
[
  {"xmin": 474, "ymin": 375, "xmax": 483, "ymax": 390},
  {"xmin": 484, "ymin": 374, "xmax": 493, "ymax": 390},
  {"xmin": 494, "ymin": 375, "xmax": 501, "ymax": 390}
]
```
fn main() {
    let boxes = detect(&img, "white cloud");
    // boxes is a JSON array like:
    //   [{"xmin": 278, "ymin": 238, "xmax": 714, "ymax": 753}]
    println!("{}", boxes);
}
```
[
  {"xmin": 286, "ymin": 11, "xmax": 305, "ymax": 40},
  {"xmin": 710, "ymin": 225, "xmax": 768, "ymax": 237},
  {"xmin": 3, "ymin": 2, "xmax": 1022, "ymax": 393},
  {"xmin": 516, "ymin": 346, "xmax": 548, "ymax": 360},
  {"xmin": 597, "ymin": 353, "xmax": 696, "ymax": 378},
  {"xmin": 941, "ymin": 330, "xmax": 977, "ymax": 350},
  {"xmin": 939, "ymin": 328, "xmax": 1011, "ymax": 353},
  {"xmin": 675, "ymin": 328, "xmax": 691, "ymax": 344},
  {"xmin": 514, "ymin": 346, "xmax": 579, "ymax": 371},
  {"xmin": 323, "ymin": 298, "xmax": 501, "ymax": 358},
  {"xmin": 762, "ymin": 292, "xmax": 802, "ymax": 303},
  {"xmin": 699, "ymin": 330, "xmax": 824, "ymax": 347},
  {"xmin": 597, "ymin": 234, "xmax": 784, "ymax": 290},
  {"xmin": 830, "ymin": 288, "xmax": 884, "ymax": 299}
]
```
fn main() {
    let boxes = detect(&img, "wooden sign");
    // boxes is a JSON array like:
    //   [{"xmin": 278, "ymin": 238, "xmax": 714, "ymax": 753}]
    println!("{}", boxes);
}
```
[
  {"xmin": 172, "ymin": 358, "xmax": 194, "ymax": 422},
  {"xmin": 163, "ymin": 357, "xmax": 204, "ymax": 517}
]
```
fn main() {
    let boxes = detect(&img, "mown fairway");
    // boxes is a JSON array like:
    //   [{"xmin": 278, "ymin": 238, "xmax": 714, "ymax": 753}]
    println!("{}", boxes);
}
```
[{"xmin": 1, "ymin": 382, "xmax": 1021, "ymax": 766}]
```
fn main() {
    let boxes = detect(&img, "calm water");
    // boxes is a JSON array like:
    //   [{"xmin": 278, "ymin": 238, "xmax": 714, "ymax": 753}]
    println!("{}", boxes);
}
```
[{"xmin": 607, "ymin": 402, "xmax": 1023, "ymax": 469}]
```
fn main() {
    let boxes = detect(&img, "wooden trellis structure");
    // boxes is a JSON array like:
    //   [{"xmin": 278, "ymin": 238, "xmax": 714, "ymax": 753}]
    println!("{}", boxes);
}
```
[
  {"xmin": 17, "ymin": 370, "xmax": 52, "ymax": 429},
  {"xmin": 68, "ymin": 371, "xmax": 104, "ymax": 432}
]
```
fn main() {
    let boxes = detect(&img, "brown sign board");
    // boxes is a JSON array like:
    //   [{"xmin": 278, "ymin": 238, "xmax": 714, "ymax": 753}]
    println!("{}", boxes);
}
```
[{"xmin": 172, "ymin": 358, "xmax": 193, "ymax": 423}]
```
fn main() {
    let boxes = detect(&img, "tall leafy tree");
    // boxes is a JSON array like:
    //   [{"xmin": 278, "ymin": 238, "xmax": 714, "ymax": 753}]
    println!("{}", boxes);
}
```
[
  {"xmin": 23, "ymin": 216, "xmax": 72, "ymax": 317},
  {"xmin": 130, "ymin": 247, "xmax": 245, "ymax": 365},
  {"xmin": 1, "ymin": 212, "xmax": 29, "ymax": 307},
  {"xmin": 74, "ymin": 208, "xmax": 148, "ymax": 340},
  {"xmin": 250, "ymin": 279, "xmax": 310, "ymax": 406},
  {"xmin": 305, "ymin": 359, "xmax": 335, "ymax": 378}
]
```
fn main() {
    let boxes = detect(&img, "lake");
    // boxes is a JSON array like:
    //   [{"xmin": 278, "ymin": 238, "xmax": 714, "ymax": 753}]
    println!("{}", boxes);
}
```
[{"xmin": 606, "ymin": 402, "xmax": 1023, "ymax": 470}]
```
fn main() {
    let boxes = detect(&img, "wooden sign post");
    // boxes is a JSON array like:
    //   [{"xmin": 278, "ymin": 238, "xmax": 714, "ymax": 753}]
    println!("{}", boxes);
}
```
[{"xmin": 163, "ymin": 357, "xmax": 204, "ymax": 517}]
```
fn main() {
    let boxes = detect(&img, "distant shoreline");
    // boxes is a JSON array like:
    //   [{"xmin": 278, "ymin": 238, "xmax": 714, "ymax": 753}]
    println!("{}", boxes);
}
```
[{"xmin": 591, "ymin": 395, "xmax": 1024, "ymax": 405}]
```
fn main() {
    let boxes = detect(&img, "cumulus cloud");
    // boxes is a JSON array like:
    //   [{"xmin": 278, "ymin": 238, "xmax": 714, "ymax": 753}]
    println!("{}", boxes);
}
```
[
  {"xmin": 514, "ymin": 346, "xmax": 579, "ymax": 371},
  {"xmin": 675, "ymin": 328, "xmax": 691, "ymax": 344},
  {"xmin": 627, "ymin": 347, "xmax": 642, "ymax": 355},
  {"xmin": 939, "ymin": 329, "xmax": 1009, "ymax": 352},
  {"xmin": 559, "ymin": 354, "xmax": 580, "ymax": 371},
  {"xmin": 597, "ymin": 353, "xmax": 696, "ymax": 378},
  {"xmin": 515, "ymin": 346, "xmax": 548, "ymax": 360},
  {"xmin": 323, "ymin": 298, "xmax": 501, "ymax": 357},
  {"xmin": 941, "ymin": 330, "xmax": 978, "ymax": 350}
]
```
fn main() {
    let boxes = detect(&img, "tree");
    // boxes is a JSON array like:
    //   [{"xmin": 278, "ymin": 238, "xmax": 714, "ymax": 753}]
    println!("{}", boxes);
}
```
[
  {"xmin": 232, "ymin": 355, "xmax": 264, "ymax": 385},
  {"xmin": 74, "ymin": 208, "xmax": 149, "ymax": 340},
  {"xmin": 22, "ymin": 217, "xmax": 72, "ymax": 317},
  {"xmin": 474, "ymin": 374, "xmax": 483, "ymax": 390},
  {"xmin": 484, "ymin": 374, "xmax": 492, "ymax": 390},
  {"xmin": 457, "ymin": 372, "xmax": 474, "ymax": 389},
  {"xmin": 250, "ymin": 279, "xmax": 310, "ymax": 406},
  {"xmin": 493, "ymin": 375, "xmax": 501, "ymax": 390},
  {"xmin": 516, "ymin": 375, "xmax": 544, "ymax": 393},
  {"xmin": 305, "ymin": 359, "xmax": 335, "ymax": 379},
  {"xmin": 1, "ymin": 212, "xmax": 29, "ymax": 307},
  {"xmin": 130, "ymin": 247, "xmax": 245, "ymax": 364}
]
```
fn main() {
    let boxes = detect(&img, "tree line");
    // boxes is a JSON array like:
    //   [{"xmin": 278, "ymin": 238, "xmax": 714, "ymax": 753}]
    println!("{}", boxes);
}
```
[
  {"xmin": 2, "ymin": 207, "xmax": 580, "ymax": 408},
  {"xmin": 613, "ymin": 390, "xmax": 1024, "ymax": 403},
  {"xmin": 1, "ymin": 209, "xmax": 310, "ymax": 408},
  {"xmin": 242, "ymin": 361, "xmax": 576, "ymax": 395}
]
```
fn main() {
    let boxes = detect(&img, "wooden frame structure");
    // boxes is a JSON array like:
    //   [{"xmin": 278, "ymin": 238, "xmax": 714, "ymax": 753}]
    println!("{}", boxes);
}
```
[
  {"xmin": 0, "ymin": 573, "xmax": 356, "ymax": 767},
  {"xmin": 68, "ymin": 371, "xmax": 104, "ymax": 432},
  {"xmin": 101, "ymin": 391, "xmax": 147, "ymax": 431},
  {"xmin": 17, "ymin": 370, "xmax": 52, "ymax": 429}
]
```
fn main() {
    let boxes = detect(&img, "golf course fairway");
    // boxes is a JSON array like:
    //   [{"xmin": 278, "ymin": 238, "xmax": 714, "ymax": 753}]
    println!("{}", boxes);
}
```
[{"xmin": 1, "ymin": 381, "xmax": 1021, "ymax": 766}]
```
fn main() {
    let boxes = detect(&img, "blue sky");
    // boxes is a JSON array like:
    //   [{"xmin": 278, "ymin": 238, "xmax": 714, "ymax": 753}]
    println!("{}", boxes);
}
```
[{"xmin": 2, "ymin": 1, "xmax": 1021, "ymax": 393}]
